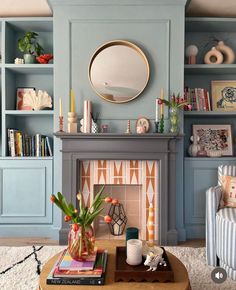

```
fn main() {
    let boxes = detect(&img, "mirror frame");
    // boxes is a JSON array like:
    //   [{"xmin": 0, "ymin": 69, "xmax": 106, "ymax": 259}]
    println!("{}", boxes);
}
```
[{"xmin": 88, "ymin": 40, "xmax": 150, "ymax": 104}]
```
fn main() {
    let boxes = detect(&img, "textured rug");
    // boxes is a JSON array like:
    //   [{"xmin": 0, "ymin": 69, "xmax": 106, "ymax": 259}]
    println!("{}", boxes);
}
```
[{"xmin": 0, "ymin": 246, "xmax": 235, "ymax": 290}]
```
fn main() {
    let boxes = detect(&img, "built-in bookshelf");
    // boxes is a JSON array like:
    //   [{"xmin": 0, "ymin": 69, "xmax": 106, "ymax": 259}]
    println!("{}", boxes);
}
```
[{"xmin": 0, "ymin": 17, "xmax": 53, "ymax": 158}]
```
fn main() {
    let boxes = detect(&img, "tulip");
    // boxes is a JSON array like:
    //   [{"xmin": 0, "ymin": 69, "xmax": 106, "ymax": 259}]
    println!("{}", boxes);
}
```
[
  {"xmin": 180, "ymin": 98, "xmax": 184, "ymax": 103},
  {"xmin": 76, "ymin": 192, "xmax": 81, "ymax": 201},
  {"xmin": 72, "ymin": 223, "xmax": 79, "ymax": 231},
  {"xmin": 64, "ymin": 215, "xmax": 72, "ymax": 222},
  {"xmin": 187, "ymin": 104, "xmax": 192, "ymax": 111},
  {"xmin": 104, "ymin": 215, "xmax": 112, "ymax": 223},
  {"xmin": 111, "ymin": 199, "xmax": 119, "ymax": 205},
  {"xmin": 158, "ymin": 99, "xmax": 163, "ymax": 105},
  {"xmin": 74, "ymin": 209, "xmax": 78, "ymax": 214},
  {"xmin": 104, "ymin": 197, "xmax": 112, "ymax": 203},
  {"xmin": 50, "ymin": 195, "xmax": 56, "ymax": 203}
]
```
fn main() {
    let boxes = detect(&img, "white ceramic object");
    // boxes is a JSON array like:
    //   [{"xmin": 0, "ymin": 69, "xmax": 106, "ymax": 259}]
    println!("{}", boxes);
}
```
[
  {"xmin": 23, "ymin": 90, "xmax": 52, "ymax": 110},
  {"xmin": 185, "ymin": 44, "xmax": 198, "ymax": 64},
  {"xmin": 188, "ymin": 135, "xmax": 201, "ymax": 157},
  {"xmin": 126, "ymin": 239, "xmax": 142, "ymax": 266},
  {"xmin": 144, "ymin": 251, "xmax": 165, "ymax": 271},
  {"xmin": 142, "ymin": 243, "xmax": 164, "ymax": 258},
  {"xmin": 91, "ymin": 120, "xmax": 99, "ymax": 133},
  {"xmin": 204, "ymin": 47, "xmax": 223, "ymax": 64},
  {"xmin": 207, "ymin": 150, "xmax": 223, "ymax": 158},
  {"xmin": 216, "ymin": 41, "xmax": 235, "ymax": 64}
]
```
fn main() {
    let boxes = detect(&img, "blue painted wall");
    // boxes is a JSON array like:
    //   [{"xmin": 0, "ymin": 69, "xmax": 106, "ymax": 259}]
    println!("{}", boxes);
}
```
[{"xmin": 50, "ymin": 0, "xmax": 187, "ymax": 240}]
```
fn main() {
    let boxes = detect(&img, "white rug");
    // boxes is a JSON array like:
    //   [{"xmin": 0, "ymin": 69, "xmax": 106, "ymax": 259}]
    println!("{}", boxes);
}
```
[{"xmin": 0, "ymin": 245, "xmax": 235, "ymax": 290}]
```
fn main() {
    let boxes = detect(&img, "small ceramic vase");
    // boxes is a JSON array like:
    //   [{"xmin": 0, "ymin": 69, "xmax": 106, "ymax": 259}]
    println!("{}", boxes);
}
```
[
  {"xmin": 215, "ymin": 41, "xmax": 235, "ymax": 64},
  {"xmin": 204, "ymin": 47, "xmax": 223, "ymax": 64},
  {"xmin": 91, "ymin": 120, "xmax": 99, "ymax": 133},
  {"xmin": 188, "ymin": 135, "xmax": 201, "ymax": 157},
  {"xmin": 23, "ymin": 54, "xmax": 36, "ymax": 64}
]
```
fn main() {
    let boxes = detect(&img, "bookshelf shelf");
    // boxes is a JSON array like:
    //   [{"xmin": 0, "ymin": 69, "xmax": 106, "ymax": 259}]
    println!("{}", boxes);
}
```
[
  {"xmin": 5, "ymin": 64, "xmax": 54, "ymax": 75},
  {"xmin": 184, "ymin": 64, "xmax": 236, "ymax": 75},
  {"xmin": 0, "ymin": 156, "xmax": 53, "ymax": 160},
  {"xmin": 5, "ymin": 110, "xmax": 54, "ymax": 116},
  {"xmin": 184, "ymin": 111, "xmax": 236, "ymax": 117}
]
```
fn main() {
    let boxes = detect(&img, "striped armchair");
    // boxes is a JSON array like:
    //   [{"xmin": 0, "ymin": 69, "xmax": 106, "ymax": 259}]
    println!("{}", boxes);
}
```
[{"xmin": 206, "ymin": 165, "xmax": 236, "ymax": 280}]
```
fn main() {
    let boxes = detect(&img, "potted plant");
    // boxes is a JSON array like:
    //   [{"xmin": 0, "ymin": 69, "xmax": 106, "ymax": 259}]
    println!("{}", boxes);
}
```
[
  {"xmin": 18, "ymin": 31, "xmax": 44, "ymax": 64},
  {"xmin": 50, "ymin": 186, "xmax": 118, "ymax": 261}
]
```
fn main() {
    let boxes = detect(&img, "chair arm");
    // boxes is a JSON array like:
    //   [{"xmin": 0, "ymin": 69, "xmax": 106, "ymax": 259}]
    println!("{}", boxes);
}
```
[{"xmin": 206, "ymin": 185, "xmax": 223, "ymax": 266}]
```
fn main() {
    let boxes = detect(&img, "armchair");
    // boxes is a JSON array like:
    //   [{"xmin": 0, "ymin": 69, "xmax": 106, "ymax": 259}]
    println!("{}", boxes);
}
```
[{"xmin": 206, "ymin": 165, "xmax": 236, "ymax": 280}]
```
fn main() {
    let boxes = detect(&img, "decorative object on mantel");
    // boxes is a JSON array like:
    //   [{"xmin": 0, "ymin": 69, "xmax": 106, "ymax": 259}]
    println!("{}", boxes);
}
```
[
  {"xmin": 192, "ymin": 124, "xmax": 233, "ymax": 156},
  {"xmin": 125, "ymin": 120, "xmax": 131, "ymax": 134},
  {"xmin": 101, "ymin": 124, "xmax": 109, "ymax": 133},
  {"xmin": 83, "ymin": 100, "xmax": 92, "ymax": 133},
  {"xmin": 108, "ymin": 202, "xmax": 127, "ymax": 236},
  {"xmin": 196, "ymin": 146, "xmax": 208, "ymax": 157},
  {"xmin": 215, "ymin": 41, "xmax": 235, "ymax": 64},
  {"xmin": 185, "ymin": 44, "xmax": 198, "ymax": 64},
  {"xmin": 50, "ymin": 187, "xmax": 116, "ymax": 261},
  {"xmin": 14, "ymin": 57, "xmax": 24, "ymax": 64},
  {"xmin": 204, "ymin": 47, "xmax": 223, "ymax": 65},
  {"xmin": 22, "ymin": 89, "xmax": 52, "ymax": 111},
  {"xmin": 211, "ymin": 80, "xmax": 236, "ymax": 111},
  {"xmin": 57, "ymin": 97, "xmax": 64, "ymax": 132},
  {"xmin": 91, "ymin": 112, "xmax": 99, "ymax": 133},
  {"xmin": 188, "ymin": 135, "xmax": 201, "ymax": 157},
  {"xmin": 126, "ymin": 239, "xmax": 143, "ymax": 266},
  {"xmin": 68, "ymin": 89, "xmax": 77, "ymax": 133},
  {"xmin": 136, "ymin": 117, "xmax": 150, "ymax": 133}
]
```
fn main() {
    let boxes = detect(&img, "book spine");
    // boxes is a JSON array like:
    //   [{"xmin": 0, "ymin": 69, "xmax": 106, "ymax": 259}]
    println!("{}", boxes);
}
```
[
  {"xmin": 207, "ymin": 91, "xmax": 211, "ymax": 111},
  {"xmin": 36, "ymin": 134, "xmax": 40, "ymax": 157},
  {"xmin": 9, "ymin": 129, "xmax": 16, "ymax": 157},
  {"xmin": 46, "ymin": 136, "xmax": 53, "ymax": 156},
  {"xmin": 42, "ymin": 137, "xmax": 45, "ymax": 157},
  {"xmin": 46, "ymin": 277, "xmax": 105, "ymax": 285}
]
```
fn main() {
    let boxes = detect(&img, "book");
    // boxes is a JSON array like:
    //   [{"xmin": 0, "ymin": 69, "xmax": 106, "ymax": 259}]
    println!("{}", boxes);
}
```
[
  {"xmin": 58, "ymin": 248, "xmax": 97, "ymax": 271},
  {"xmin": 45, "ymin": 136, "xmax": 53, "ymax": 156},
  {"xmin": 46, "ymin": 250, "xmax": 108, "ymax": 285}
]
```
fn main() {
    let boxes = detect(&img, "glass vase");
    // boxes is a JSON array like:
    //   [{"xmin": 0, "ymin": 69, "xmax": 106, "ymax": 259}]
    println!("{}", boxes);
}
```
[
  {"xmin": 169, "ymin": 107, "xmax": 179, "ymax": 134},
  {"xmin": 68, "ymin": 224, "xmax": 95, "ymax": 261}
]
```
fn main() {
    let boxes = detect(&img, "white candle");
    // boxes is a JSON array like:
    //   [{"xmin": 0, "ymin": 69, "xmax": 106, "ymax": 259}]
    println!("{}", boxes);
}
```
[
  {"xmin": 59, "ymin": 97, "xmax": 62, "ymax": 117},
  {"xmin": 155, "ymin": 99, "xmax": 159, "ymax": 122},
  {"xmin": 160, "ymin": 88, "xmax": 164, "ymax": 116},
  {"xmin": 126, "ymin": 239, "xmax": 142, "ymax": 266}
]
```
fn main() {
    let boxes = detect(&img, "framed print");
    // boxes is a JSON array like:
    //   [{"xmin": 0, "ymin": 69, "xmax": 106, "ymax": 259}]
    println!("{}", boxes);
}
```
[
  {"xmin": 16, "ymin": 87, "xmax": 35, "ymax": 110},
  {"xmin": 136, "ymin": 116, "xmax": 150, "ymax": 133},
  {"xmin": 211, "ymin": 80, "xmax": 236, "ymax": 111},
  {"xmin": 193, "ymin": 124, "xmax": 233, "ymax": 156}
]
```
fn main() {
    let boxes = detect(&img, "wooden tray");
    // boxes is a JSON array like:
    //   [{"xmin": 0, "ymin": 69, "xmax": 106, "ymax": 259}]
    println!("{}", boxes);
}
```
[{"xmin": 114, "ymin": 246, "xmax": 174, "ymax": 282}]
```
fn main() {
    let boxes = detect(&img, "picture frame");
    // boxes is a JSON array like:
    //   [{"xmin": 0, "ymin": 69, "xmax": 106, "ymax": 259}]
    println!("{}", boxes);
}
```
[
  {"xmin": 211, "ymin": 80, "xmax": 236, "ymax": 111},
  {"xmin": 136, "ymin": 116, "xmax": 150, "ymax": 133},
  {"xmin": 16, "ymin": 87, "xmax": 35, "ymax": 110},
  {"xmin": 192, "ymin": 124, "xmax": 233, "ymax": 156}
]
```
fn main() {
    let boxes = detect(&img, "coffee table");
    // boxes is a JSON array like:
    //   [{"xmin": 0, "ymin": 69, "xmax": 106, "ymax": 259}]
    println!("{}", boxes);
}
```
[{"xmin": 39, "ymin": 240, "xmax": 191, "ymax": 290}]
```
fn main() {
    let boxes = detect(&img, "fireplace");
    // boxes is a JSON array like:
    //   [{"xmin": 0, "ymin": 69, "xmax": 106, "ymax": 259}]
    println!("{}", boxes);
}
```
[{"xmin": 55, "ymin": 133, "xmax": 181, "ymax": 245}]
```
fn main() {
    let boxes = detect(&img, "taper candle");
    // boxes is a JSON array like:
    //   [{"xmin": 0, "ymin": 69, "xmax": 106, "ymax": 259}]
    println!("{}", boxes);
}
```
[
  {"xmin": 147, "ymin": 203, "xmax": 154, "ymax": 246},
  {"xmin": 160, "ymin": 88, "xmax": 164, "ymax": 116},
  {"xmin": 155, "ymin": 99, "xmax": 159, "ymax": 122},
  {"xmin": 70, "ymin": 89, "xmax": 75, "ymax": 113},
  {"xmin": 59, "ymin": 97, "xmax": 62, "ymax": 117}
]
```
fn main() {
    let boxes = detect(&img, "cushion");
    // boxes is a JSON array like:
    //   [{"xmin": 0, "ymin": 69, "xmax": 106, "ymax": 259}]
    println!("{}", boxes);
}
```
[
  {"xmin": 221, "ymin": 175, "xmax": 236, "ymax": 208},
  {"xmin": 218, "ymin": 165, "xmax": 236, "ymax": 186}
]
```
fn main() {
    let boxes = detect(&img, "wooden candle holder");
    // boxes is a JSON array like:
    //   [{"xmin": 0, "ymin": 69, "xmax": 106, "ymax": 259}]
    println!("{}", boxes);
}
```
[{"xmin": 67, "ymin": 112, "xmax": 78, "ymax": 133}]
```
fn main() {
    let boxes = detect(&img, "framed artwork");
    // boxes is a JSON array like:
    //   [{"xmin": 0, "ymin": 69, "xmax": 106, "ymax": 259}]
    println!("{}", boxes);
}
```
[
  {"xmin": 136, "ymin": 116, "xmax": 150, "ymax": 133},
  {"xmin": 193, "ymin": 124, "xmax": 233, "ymax": 156},
  {"xmin": 16, "ymin": 87, "xmax": 35, "ymax": 110},
  {"xmin": 211, "ymin": 80, "xmax": 236, "ymax": 111}
]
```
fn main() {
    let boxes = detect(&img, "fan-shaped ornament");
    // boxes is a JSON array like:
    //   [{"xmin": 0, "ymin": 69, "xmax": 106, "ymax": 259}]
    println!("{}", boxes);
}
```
[{"xmin": 23, "ymin": 90, "xmax": 52, "ymax": 110}]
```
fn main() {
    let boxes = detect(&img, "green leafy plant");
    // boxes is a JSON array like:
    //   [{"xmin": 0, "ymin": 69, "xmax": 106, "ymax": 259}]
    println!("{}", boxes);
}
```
[
  {"xmin": 18, "ymin": 31, "xmax": 44, "ymax": 56},
  {"xmin": 158, "ymin": 93, "xmax": 191, "ymax": 110}
]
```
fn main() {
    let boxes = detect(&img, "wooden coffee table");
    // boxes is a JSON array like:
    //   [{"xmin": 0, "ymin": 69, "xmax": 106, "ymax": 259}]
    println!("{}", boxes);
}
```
[{"xmin": 39, "ymin": 240, "xmax": 191, "ymax": 290}]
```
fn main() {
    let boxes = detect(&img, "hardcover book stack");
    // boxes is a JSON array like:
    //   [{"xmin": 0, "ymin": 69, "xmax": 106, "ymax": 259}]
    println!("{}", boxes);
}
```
[
  {"xmin": 47, "ymin": 248, "xmax": 108, "ymax": 285},
  {"xmin": 8, "ymin": 129, "xmax": 53, "ymax": 157},
  {"xmin": 184, "ymin": 87, "xmax": 211, "ymax": 111}
]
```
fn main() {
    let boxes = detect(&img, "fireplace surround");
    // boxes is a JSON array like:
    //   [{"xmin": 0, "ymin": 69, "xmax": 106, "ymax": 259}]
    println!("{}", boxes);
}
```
[{"xmin": 55, "ymin": 133, "xmax": 181, "ymax": 245}]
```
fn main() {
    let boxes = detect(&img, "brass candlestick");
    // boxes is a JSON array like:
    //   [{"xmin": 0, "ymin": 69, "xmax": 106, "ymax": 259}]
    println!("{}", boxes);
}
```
[
  {"xmin": 68, "ymin": 112, "xmax": 78, "ymax": 133},
  {"xmin": 58, "ymin": 116, "xmax": 64, "ymax": 132},
  {"xmin": 125, "ymin": 120, "xmax": 131, "ymax": 134}
]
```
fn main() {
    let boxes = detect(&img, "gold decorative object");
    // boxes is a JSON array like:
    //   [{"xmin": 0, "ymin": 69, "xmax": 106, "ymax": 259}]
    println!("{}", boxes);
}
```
[
  {"xmin": 126, "ymin": 120, "xmax": 131, "ymax": 134},
  {"xmin": 58, "ymin": 116, "xmax": 64, "ymax": 132},
  {"xmin": 67, "ymin": 112, "xmax": 77, "ymax": 133}
]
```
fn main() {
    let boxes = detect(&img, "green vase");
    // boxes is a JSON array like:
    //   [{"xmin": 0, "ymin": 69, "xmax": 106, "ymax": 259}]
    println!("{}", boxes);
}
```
[
  {"xmin": 169, "ymin": 107, "xmax": 179, "ymax": 134},
  {"xmin": 23, "ymin": 54, "xmax": 35, "ymax": 64}
]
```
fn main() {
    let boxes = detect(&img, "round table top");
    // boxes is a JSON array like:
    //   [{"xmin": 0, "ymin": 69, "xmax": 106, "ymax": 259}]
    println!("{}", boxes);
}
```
[{"xmin": 39, "ymin": 240, "xmax": 191, "ymax": 290}]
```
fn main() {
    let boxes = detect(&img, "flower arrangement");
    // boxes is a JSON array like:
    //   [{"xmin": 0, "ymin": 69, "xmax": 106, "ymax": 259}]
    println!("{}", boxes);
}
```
[
  {"xmin": 50, "ymin": 186, "xmax": 118, "ymax": 260},
  {"xmin": 158, "ymin": 93, "xmax": 191, "ymax": 110}
]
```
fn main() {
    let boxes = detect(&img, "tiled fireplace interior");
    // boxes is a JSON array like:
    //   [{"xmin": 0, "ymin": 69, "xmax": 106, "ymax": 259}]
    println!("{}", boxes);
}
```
[{"xmin": 80, "ymin": 160, "xmax": 158, "ymax": 241}]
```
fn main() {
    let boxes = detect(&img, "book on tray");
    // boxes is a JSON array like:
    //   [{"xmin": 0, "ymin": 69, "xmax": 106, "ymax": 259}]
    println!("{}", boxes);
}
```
[
  {"xmin": 7, "ymin": 129, "xmax": 53, "ymax": 157},
  {"xmin": 46, "ymin": 248, "xmax": 108, "ymax": 285}
]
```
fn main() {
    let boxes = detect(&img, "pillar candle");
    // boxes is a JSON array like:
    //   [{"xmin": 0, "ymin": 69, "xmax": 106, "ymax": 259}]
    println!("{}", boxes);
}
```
[
  {"xmin": 83, "ymin": 100, "xmax": 92, "ymax": 133},
  {"xmin": 59, "ymin": 97, "xmax": 62, "ymax": 117},
  {"xmin": 70, "ymin": 89, "xmax": 75, "ymax": 113},
  {"xmin": 126, "ymin": 239, "xmax": 142, "ymax": 266},
  {"xmin": 160, "ymin": 88, "xmax": 164, "ymax": 116},
  {"xmin": 147, "ymin": 203, "xmax": 154, "ymax": 246}
]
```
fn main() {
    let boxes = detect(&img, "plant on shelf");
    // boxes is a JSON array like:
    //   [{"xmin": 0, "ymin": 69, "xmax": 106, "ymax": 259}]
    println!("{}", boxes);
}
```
[
  {"xmin": 18, "ymin": 31, "xmax": 44, "ymax": 64},
  {"xmin": 50, "ymin": 186, "xmax": 118, "ymax": 261},
  {"xmin": 158, "ymin": 93, "xmax": 191, "ymax": 133}
]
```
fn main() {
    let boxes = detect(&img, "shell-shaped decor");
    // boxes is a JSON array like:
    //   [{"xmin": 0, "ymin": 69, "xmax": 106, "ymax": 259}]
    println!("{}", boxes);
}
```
[{"xmin": 23, "ymin": 90, "xmax": 52, "ymax": 110}]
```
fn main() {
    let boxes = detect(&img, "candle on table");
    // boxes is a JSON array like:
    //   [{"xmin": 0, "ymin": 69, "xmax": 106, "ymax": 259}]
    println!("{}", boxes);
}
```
[
  {"xmin": 126, "ymin": 239, "xmax": 142, "ymax": 266},
  {"xmin": 70, "ymin": 89, "xmax": 75, "ymax": 113},
  {"xmin": 59, "ymin": 97, "xmax": 62, "ymax": 117},
  {"xmin": 147, "ymin": 203, "xmax": 154, "ymax": 246},
  {"xmin": 160, "ymin": 88, "xmax": 164, "ymax": 116},
  {"xmin": 155, "ymin": 99, "xmax": 159, "ymax": 122}
]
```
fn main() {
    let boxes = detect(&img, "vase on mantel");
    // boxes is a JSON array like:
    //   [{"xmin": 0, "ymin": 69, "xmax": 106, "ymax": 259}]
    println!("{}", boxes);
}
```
[{"xmin": 169, "ymin": 107, "xmax": 179, "ymax": 134}]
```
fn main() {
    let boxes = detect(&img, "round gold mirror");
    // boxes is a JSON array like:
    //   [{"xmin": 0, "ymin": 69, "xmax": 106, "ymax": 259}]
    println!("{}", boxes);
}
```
[{"xmin": 89, "ymin": 40, "xmax": 150, "ymax": 103}]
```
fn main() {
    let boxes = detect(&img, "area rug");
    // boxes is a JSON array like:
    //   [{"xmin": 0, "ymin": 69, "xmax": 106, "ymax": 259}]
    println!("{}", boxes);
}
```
[{"xmin": 0, "ymin": 246, "xmax": 235, "ymax": 290}]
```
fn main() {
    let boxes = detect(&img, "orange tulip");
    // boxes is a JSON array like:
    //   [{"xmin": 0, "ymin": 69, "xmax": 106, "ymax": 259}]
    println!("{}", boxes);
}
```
[
  {"xmin": 64, "ymin": 215, "xmax": 72, "ymax": 222},
  {"xmin": 104, "ymin": 215, "xmax": 112, "ymax": 223},
  {"xmin": 104, "ymin": 197, "xmax": 112, "ymax": 203},
  {"xmin": 50, "ymin": 195, "xmax": 56, "ymax": 203},
  {"xmin": 111, "ymin": 199, "xmax": 119, "ymax": 205},
  {"xmin": 72, "ymin": 223, "xmax": 79, "ymax": 231}
]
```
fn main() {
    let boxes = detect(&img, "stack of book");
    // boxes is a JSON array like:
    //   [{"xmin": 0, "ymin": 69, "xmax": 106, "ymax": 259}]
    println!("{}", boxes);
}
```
[
  {"xmin": 8, "ymin": 129, "xmax": 53, "ymax": 157},
  {"xmin": 184, "ymin": 87, "xmax": 211, "ymax": 111},
  {"xmin": 47, "ymin": 248, "xmax": 108, "ymax": 285}
]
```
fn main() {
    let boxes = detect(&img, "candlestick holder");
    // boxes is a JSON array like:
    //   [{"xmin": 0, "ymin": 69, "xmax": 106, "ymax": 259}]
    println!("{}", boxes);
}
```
[
  {"xmin": 57, "ymin": 116, "xmax": 64, "ymax": 132},
  {"xmin": 125, "ymin": 120, "xmax": 131, "ymax": 134},
  {"xmin": 154, "ymin": 121, "xmax": 159, "ymax": 133},
  {"xmin": 67, "ymin": 112, "xmax": 78, "ymax": 133},
  {"xmin": 159, "ymin": 114, "xmax": 164, "ymax": 133}
]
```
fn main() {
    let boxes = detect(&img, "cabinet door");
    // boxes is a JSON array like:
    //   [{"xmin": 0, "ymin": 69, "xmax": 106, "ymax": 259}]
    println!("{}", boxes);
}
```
[
  {"xmin": 184, "ymin": 158, "xmax": 236, "ymax": 239},
  {"xmin": 0, "ymin": 159, "xmax": 53, "ymax": 224}
]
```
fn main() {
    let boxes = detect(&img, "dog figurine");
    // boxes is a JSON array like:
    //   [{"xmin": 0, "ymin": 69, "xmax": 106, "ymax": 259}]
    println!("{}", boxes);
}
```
[{"xmin": 144, "ymin": 251, "xmax": 165, "ymax": 271}]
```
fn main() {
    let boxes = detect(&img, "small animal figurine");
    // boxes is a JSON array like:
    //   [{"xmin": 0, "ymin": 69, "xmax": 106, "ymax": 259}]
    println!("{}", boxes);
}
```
[{"xmin": 144, "ymin": 251, "xmax": 165, "ymax": 271}]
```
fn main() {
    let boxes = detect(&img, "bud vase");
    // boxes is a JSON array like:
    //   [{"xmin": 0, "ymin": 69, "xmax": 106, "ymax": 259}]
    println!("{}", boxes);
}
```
[
  {"xmin": 169, "ymin": 107, "xmax": 179, "ymax": 134},
  {"xmin": 68, "ymin": 224, "xmax": 95, "ymax": 261}
]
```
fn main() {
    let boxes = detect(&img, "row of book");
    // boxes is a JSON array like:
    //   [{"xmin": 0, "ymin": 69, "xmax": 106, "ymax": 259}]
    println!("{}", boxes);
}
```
[
  {"xmin": 8, "ymin": 129, "xmax": 53, "ymax": 157},
  {"xmin": 184, "ymin": 87, "xmax": 211, "ymax": 111},
  {"xmin": 47, "ymin": 248, "xmax": 108, "ymax": 285}
]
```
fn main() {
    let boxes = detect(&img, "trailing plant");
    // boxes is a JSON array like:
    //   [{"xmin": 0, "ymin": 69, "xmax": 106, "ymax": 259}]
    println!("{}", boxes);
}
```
[{"xmin": 18, "ymin": 31, "xmax": 44, "ymax": 56}]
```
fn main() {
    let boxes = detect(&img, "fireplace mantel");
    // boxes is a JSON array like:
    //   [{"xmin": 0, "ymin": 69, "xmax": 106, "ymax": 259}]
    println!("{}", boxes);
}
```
[{"xmin": 55, "ymin": 132, "xmax": 182, "ymax": 245}]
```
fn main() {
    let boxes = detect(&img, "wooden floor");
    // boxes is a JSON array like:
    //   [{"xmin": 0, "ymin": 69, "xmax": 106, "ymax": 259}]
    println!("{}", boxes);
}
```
[{"xmin": 0, "ymin": 237, "xmax": 205, "ymax": 247}]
